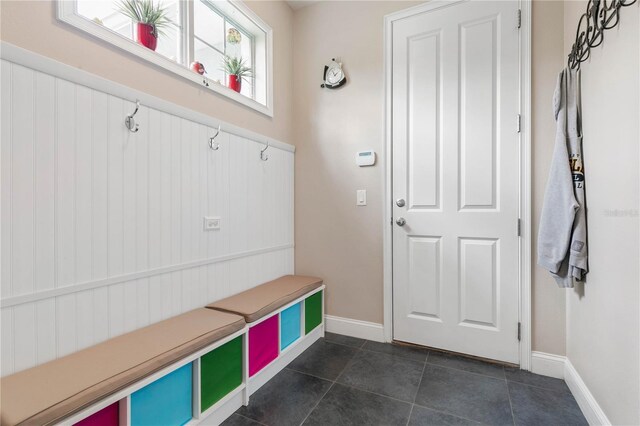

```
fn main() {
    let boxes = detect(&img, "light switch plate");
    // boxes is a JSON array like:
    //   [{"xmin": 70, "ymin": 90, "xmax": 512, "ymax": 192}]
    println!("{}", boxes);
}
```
[
  {"xmin": 357, "ymin": 190, "xmax": 367, "ymax": 206},
  {"xmin": 203, "ymin": 216, "xmax": 221, "ymax": 230}
]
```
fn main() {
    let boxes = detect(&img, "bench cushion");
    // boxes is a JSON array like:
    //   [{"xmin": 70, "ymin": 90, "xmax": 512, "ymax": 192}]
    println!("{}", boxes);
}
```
[
  {"xmin": 206, "ymin": 275, "xmax": 323, "ymax": 323},
  {"xmin": 0, "ymin": 309, "xmax": 245, "ymax": 426}
]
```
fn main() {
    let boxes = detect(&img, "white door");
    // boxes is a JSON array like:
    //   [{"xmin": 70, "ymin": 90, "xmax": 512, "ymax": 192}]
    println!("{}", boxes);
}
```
[{"xmin": 392, "ymin": 0, "xmax": 521, "ymax": 363}]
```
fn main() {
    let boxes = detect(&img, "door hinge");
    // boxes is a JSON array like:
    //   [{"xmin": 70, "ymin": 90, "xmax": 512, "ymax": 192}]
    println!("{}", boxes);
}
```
[
  {"xmin": 516, "ymin": 114, "xmax": 521, "ymax": 133},
  {"xmin": 517, "ymin": 218, "xmax": 521, "ymax": 237},
  {"xmin": 517, "ymin": 322, "xmax": 521, "ymax": 341},
  {"xmin": 517, "ymin": 9, "xmax": 522, "ymax": 29}
]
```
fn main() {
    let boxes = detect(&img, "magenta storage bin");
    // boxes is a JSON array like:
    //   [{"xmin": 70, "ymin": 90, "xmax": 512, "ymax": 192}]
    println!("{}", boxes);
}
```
[
  {"xmin": 249, "ymin": 315, "xmax": 279, "ymax": 377},
  {"xmin": 74, "ymin": 401, "xmax": 119, "ymax": 426}
]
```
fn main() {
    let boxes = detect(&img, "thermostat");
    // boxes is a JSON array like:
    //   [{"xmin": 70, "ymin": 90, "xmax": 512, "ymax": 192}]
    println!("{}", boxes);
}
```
[{"xmin": 356, "ymin": 150, "xmax": 376, "ymax": 167}]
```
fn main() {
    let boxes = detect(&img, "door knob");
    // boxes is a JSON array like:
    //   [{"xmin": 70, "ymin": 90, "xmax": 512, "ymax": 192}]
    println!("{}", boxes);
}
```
[
  {"xmin": 396, "ymin": 198, "xmax": 406, "ymax": 207},
  {"xmin": 396, "ymin": 217, "xmax": 406, "ymax": 226}
]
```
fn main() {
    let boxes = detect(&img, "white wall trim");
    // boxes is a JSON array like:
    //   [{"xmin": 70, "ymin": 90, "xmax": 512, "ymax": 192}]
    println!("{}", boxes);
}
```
[
  {"xmin": 530, "ymin": 351, "xmax": 565, "ymax": 379},
  {"xmin": 518, "ymin": 0, "xmax": 533, "ymax": 372},
  {"xmin": 324, "ymin": 315, "xmax": 384, "ymax": 343},
  {"xmin": 0, "ymin": 244, "xmax": 294, "ymax": 309},
  {"xmin": 381, "ymin": 0, "xmax": 533, "ymax": 367},
  {"xmin": 0, "ymin": 41, "xmax": 293, "ymax": 152},
  {"xmin": 565, "ymin": 359, "xmax": 612, "ymax": 426},
  {"xmin": 531, "ymin": 353, "xmax": 612, "ymax": 425},
  {"xmin": 381, "ymin": 5, "xmax": 394, "ymax": 344}
]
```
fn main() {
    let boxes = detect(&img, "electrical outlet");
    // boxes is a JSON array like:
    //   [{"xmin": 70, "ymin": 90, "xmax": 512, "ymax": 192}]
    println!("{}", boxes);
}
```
[{"xmin": 203, "ymin": 216, "xmax": 221, "ymax": 230}]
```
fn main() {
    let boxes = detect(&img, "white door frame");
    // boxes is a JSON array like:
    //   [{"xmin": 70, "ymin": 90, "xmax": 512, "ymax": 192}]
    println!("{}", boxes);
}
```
[{"xmin": 382, "ymin": 0, "xmax": 532, "ymax": 370}]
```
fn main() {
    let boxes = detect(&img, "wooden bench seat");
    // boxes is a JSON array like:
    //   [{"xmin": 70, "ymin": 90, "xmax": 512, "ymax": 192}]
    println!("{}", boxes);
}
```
[
  {"xmin": 206, "ymin": 275, "xmax": 323, "ymax": 322},
  {"xmin": 0, "ymin": 309, "xmax": 245, "ymax": 426}
]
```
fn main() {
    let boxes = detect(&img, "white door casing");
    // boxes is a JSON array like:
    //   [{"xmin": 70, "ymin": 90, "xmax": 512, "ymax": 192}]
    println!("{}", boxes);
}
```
[{"xmin": 391, "ymin": 0, "xmax": 521, "ymax": 363}]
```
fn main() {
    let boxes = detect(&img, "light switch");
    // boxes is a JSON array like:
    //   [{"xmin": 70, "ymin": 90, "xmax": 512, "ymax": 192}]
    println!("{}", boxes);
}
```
[
  {"xmin": 357, "ymin": 190, "xmax": 367, "ymax": 206},
  {"xmin": 203, "ymin": 216, "xmax": 221, "ymax": 230}
]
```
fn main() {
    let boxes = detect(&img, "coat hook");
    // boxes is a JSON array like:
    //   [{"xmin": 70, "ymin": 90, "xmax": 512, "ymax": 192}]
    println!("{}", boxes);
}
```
[
  {"xmin": 125, "ymin": 100, "xmax": 140, "ymax": 133},
  {"xmin": 209, "ymin": 125, "xmax": 221, "ymax": 150},
  {"xmin": 260, "ymin": 142, "xmax": 269, "ymax": 161}
]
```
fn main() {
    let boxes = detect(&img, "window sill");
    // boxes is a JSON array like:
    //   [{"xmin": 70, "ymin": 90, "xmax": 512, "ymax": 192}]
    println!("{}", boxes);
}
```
[{"xmin": 57, "ymin": 1, "xmax": 273, "ymax": 117}]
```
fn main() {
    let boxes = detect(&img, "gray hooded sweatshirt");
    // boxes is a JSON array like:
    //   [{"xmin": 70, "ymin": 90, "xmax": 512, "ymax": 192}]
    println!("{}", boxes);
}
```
[{"xmin": 538, "ymin": 68, "xmax": 588, "ymax": 288}]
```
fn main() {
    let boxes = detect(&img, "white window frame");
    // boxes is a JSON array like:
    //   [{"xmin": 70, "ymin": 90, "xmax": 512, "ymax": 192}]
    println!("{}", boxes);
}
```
[{"xmin": 57, "ymin": 0, "xmax": 273, "ymax": 116}]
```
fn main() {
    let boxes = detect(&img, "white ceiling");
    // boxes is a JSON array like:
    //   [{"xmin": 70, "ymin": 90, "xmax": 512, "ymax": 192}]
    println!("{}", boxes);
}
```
[{"xmin": 286, "ymin": 0, "xmax": 320, "ymax": 10}]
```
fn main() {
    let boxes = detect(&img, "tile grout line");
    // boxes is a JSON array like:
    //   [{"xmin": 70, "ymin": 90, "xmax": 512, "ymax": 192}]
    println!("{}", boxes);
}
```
[
  {"xmin": 339, "ymin": 381, "xmax": 416, "ymax": 406},
  {"xmin": 505, "ymin": 378, "xmax": 571, "ymax": 394},
  {"xmin": 322, "ymin": 339, "xmax": 365, "ymax": 350},
  {"xmin": 360, "ymin": 344, "xmax": 430, "ymax": 363},
  {"xmin": 233, "ymin": 412, "xmax": 269, "ymax": 426},
  {"xmin": 287, "ymin": 364, "xmax": 418, "ymax": 407},
  {"xmin": 298, "ymin": 381, "xmax": 335, "ymax": 426},
  {"xmin": 412, "ymin": 352, "xmax": 429, "ymax": 404},
  {"xmin": 405, "ymin": 404, "xmax": 415, "ymax": 426},
  {"xmin": 287, "ymin": 341, "xmax": 435, "ymax": 411},
  {"xmin": 506, "ymin": 379, "xmax": 517, "ymax": 426},
  {"xmin": 293, "ymin": 340, "xmax": 362, "ymax": 426},
  {"xmin": 424, "ymin": 361, "xmax": 508, "ymax": 381},
  {"xmin": 323, "ymin": 334, "xmax": 367, "ymax": 350},
  {"xmin": 405, "ymin": 352, "xmax": 429, "ymax": 426},
  {"xmin": 409, "ymin": 404, "xmax": 485, "ymax": 425},
  {"xmin": 332, "ymin": 344, "xmax": 361, "ymax": 384},
  {"xmin": 285, "ymin": 366, "xmax": 337, "ymax": 383}
]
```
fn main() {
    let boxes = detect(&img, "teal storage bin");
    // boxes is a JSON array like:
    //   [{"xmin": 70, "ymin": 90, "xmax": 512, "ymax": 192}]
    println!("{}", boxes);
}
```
[
  {"xmin": 131, "ymin": 363, "xmax": 192, "ymax": 426},
  {"xmin": 280, "ymin": 302, "xmax": 301, "ymax": 350}
]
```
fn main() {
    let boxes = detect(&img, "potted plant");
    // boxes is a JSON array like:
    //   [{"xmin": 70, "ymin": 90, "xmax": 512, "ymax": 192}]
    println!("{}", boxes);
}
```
[
  {"xmin": 221, "ymin": 56, "xmax": 252, "ymax": 93},
  {"xmin": 116, "ymin": 0, "xmax": 170, "ymax": 51}
]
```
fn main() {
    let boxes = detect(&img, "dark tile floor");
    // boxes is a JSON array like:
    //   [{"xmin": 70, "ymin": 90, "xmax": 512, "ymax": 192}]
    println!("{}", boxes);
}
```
[{"xmin": 224, "ymin": 333, "xmax": 587, "ymax": 426}]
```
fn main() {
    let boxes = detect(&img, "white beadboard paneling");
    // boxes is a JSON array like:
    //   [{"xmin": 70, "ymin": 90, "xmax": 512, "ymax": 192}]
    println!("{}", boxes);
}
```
[
  {"xmin": 92, "ymin": 287, "xmax": 109, "ymax": 343},
  {"xmin": 1, "ymin": 308, "xmax": 14, "ymax": 373},
  {"xmin": 34, "ymin": 71, "xmax": 56, "ymax": 294},
  {"xmin": 107, "ymin": 95, "xmax": 124, "ymax": 278},
  {"xmin": 122, "ymin": 102, "xmax": 137, "ymax": 276},
  {"xmin": 56, "ymin": 293, "xmax": 77, "ymax": 357},
  {"xmin": 108, "ymin": 283, "xmax": 125, "ymax": 338},
  {"xmin": 76, "ymin": 85, "xmax": 93, "ymax": 284},
  {"xmin": 35, "ymin": 300, "xmax": 56, "ymax": 364},
  {"xmin": 123, "ymin": 281, "xmax": 137, "ymax": 333},
  {"xmin": 0, "ymin": 59, "xmax": 295, "ymax": 376},
  {"xmin": 91, "ymin": 91, "xmax": 109, "ymax": 282},
  {"xmin": 11, "ymin": 65, "xmax": 35, "ymax": 297},
  {"xmin": 76, "ymin": 289, "xmax": 95, "ymax": 349},
  {"xmin": 13, "ymin": 304, "xmax": 36, "ymax": 371},
  {"xmin": 56, "ymin": 79, "xmax": 76, "ymax": 289},
  {"xmin": 1, "ymin": 61, "xmax": 13, "ymax": 300}
]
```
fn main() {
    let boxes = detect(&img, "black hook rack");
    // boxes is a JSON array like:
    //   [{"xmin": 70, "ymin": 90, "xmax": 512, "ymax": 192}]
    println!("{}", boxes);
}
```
[{"xmin": 568, "ymin": 0, "xmax": 638, "ymax": 70}]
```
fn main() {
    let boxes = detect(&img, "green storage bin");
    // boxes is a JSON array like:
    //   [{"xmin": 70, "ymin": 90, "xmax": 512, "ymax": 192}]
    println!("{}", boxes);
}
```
[
  {"xmin": 200, "ymin": 336, "xmax": 243, "ymax": 412},
  {"xmin": 304, "ymin": 291, "xmax": 323, "ymax": 334}
]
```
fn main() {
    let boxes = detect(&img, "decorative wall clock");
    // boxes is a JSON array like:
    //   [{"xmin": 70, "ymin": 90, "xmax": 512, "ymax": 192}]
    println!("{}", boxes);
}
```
[{"xmin": 321, "ymin": 58, "xmax": 347, "ymax": 89}]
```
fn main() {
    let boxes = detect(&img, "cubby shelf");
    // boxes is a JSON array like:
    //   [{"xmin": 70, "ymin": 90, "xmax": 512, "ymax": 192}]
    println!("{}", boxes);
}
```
[{"xmin": 67, "ymin": 288, "xmax": 324, "ymax": 426}]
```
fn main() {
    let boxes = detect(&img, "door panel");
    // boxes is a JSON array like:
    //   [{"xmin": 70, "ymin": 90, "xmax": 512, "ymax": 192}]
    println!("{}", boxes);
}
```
[
  {"xmin": 460, "ymin": 16, "xmax": 499, "ymax": 210},
  {"xmin": 408, "ymin": 32, "xmax": 441, "ymax": 210},
  {"xmin": 459, "ymin": 237, "xmax": 498, "ymax": 328},
  {"xmin": 392, "ymin": 0, "xmax": 520, "ymax": 363},
  {"xmin": 408, "ymin": 236, "xmax": 442, "ymax": 320}
]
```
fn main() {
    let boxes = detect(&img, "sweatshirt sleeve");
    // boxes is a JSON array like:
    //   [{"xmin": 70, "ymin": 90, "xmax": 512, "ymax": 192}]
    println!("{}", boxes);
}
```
[{"xmin": 537, "ymin": 71, "xmax": 580, "ymax": 274}]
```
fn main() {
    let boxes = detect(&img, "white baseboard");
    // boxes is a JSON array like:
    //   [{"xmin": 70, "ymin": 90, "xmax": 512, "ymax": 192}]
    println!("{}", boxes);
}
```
[
  {"xmin": 564, "ymin": 359, "xmax": 611, "ymax": 426},
  {"xmin": 324, "ymin": 315, "xmax": 385, "ymax": 343},
  {"xmin": 531, "ymin": 351, "xmax": 566, "ymax": 379}
]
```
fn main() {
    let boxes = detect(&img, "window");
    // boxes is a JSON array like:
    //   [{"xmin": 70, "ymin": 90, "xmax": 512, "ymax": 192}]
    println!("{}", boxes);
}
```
[{"xmin": 59, "ymin": 0, "xmax": 272, "ymax": 116}]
